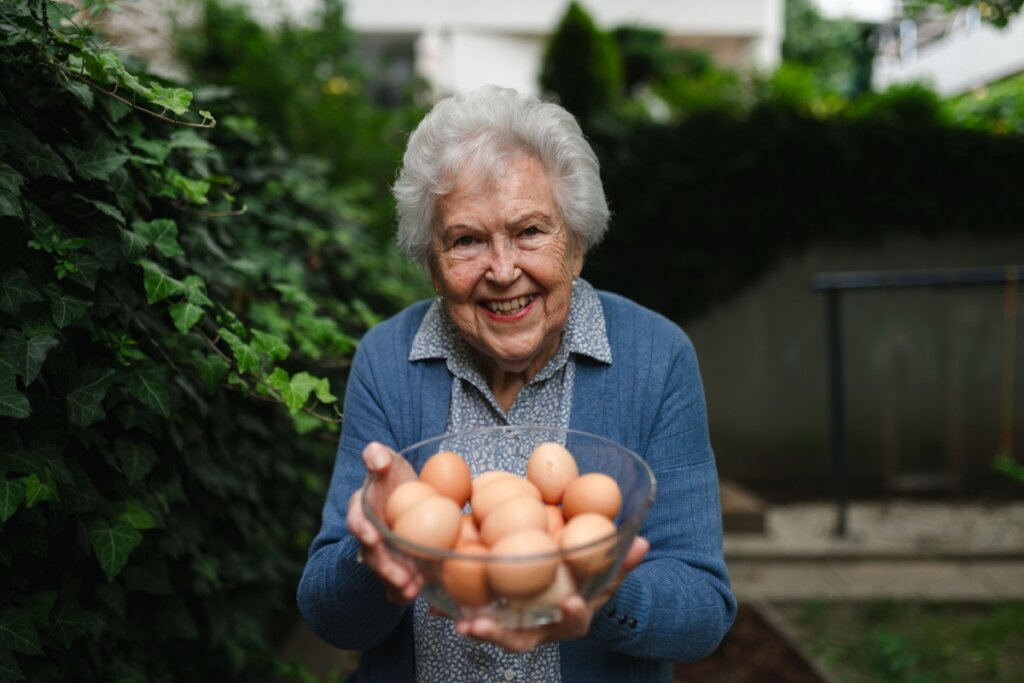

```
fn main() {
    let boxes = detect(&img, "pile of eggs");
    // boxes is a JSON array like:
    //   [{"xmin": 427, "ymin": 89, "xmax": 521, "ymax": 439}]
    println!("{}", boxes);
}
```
[{"xmin": 383, "ymin": 442, "xmax": 623, "ymax": 607}]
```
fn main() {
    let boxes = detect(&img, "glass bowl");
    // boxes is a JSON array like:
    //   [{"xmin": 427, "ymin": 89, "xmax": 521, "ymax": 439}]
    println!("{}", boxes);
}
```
[{"xmin": 361, "ymin": 425, "xmax": 657, "ymax": 628}]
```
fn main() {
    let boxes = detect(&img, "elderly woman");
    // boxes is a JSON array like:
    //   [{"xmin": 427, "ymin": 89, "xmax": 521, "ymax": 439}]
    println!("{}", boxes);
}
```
[{"xmin": 297, "ymin": 86, "xmax": 736, "ymax": 681}]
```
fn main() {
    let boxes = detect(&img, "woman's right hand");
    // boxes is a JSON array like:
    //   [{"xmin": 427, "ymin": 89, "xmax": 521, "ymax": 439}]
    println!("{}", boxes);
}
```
[{"xmin": 345, "ymin": 441, "xmax": 423, "ymax": 603}]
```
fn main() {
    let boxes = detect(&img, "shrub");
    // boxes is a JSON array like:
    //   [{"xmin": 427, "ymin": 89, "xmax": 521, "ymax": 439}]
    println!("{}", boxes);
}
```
[
  {"xmin": 0, "ymin": 2, "xmax": 413, "ymax": 680},
  {"xmin": 539, "ymin": 1, "xmax": 622, "ymax": 123}
]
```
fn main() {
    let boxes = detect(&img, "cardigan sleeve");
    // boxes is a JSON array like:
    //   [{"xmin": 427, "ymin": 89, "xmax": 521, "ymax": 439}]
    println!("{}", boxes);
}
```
[
  {"xmin": 584, "ymin": 315, "xmax": 737, "ymax": 662},
  {"xmin": 296, "ymin": 327, "xmax": 411, "ymax": 651}
]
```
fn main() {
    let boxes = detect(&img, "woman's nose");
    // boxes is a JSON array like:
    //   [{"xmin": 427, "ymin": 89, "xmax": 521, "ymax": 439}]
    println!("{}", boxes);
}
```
[{"xmin": 484, "ymin": 240, "xmax": 522, "ymax": 285}]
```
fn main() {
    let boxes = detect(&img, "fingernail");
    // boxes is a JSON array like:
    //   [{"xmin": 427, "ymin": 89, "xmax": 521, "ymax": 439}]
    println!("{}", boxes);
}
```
[{"xmin": 366, "ymin": 444, "xmax": 389, "ymax": 470}]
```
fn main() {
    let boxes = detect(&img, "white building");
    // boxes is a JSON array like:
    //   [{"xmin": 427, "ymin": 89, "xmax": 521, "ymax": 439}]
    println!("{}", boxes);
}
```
[
  {"xmin": 872, "ymin": 6, "xmax": 1024, "ymax": 96},
  {"xmin": 809, "ymin": 0, "xmax": 1024, "ymax": 96},
  {"xmin": 330, "ymin": 0, "xmax": 785, "ymax": 99}
]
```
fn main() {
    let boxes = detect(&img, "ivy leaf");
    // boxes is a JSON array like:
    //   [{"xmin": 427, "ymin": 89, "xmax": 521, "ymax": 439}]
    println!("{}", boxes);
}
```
[
  {"xmin": 129, "ymin": 137, "xmax": 171, "ymax": 164},
  {"xmin": 147, "ymin": 82, "xmax": 192, "ymax": 116},
  {"xmin": 0, "ymin": 161, "xmax": 24, "ymax": 194},
  {"xmin": 17, "ymin": 592, "xmax": 55, "ymax": 628},
  {"xmin": 120, "ymin": 228, "xmax": 149, "ymax": 261},
  {"xmin": 132, "ymin": 219, "xmax": 183, "ymax": 258},
  {"xmin": 0, "ymin": 607, "xmax": 42, "ymax": 655},
  {"xmin": 181, "ymin": 275, "xmax": 212, "ymax": 306},
  {"xmin": 0, "ymin": 190, "xmax": 21, "ymax": 219},
  {"xmin": 0, "ymin": 330, "xmax": 59, "ymax": 385},
  {"xmin": 218, "ymin": 329, "xmax": 260, "ymax": 374},
  {"xmin": 0, "ymin": 269, "xmax": 43, "ymax": 315},
  {"xmin": 49, "ymin": 603, "xmax": 105, "ymax": 649},
  {"xmin": 21, "ymin": 137, "xmax": 71, "ymax": 181},
  {"xmin": 66, "ymin": 367, "xmax": 116, "ymax": 427},
  {"xmin": 251, "ymin": 330, "xmax": 290, "ymax": 361},
  {"xmin": 139, "ymin": 260, "xmax": 184, "ymax": 304},
  {"xmin": 64, "ymin": 141, "xmax": 131, "ymax": 181},
  {"xmin": 169, "ymin": 301, "xmax": 204, "ymax": 334},
  {"xmin": 0, "ymin": 434, "xmax": 72, "ymax": 483},
  {"xmin": 266, "ymin": 368, "xmax": 321, "ymax": 414},
  {"xmin": 112, "ymin": 438, "xmax": 157, "ymax": 484},
  {"xmin": 193, "ymin": 352, "xmax": 230, "ymax": 393},
  {"xmin": 47, "ymin": 287, "xmax": 92, "ymax": 330},
  {"xmin": 64, "ymin": 78, "xmax": 94, "ymax": 110},
  {"xmin": 0, "ymin": 478, "xmax": 25, "ymax": 523},
  {"xmin": 118, "ymin": 499, "xmax": 156, "ymax": 530},
  {"xmin": 0, "ymin": 651, "xmax": 24, "ymax": 683},
  {"xmin": 125, "ymin": 366, "xmax": 171, "ymax": 417},
  {"xmin": 314, "ymin": 377, "xmax": 337, "ymax": 404},
  {"xmin": 0, "ymin": 373, "xmax": 30, "ymax": 419},
  {"xmin": 21, "ymin": 473, "xmax": 57, "ymax": 509},
  {"xmin": 87, "ymin": 518, "xmax": 143, "ymax": 582}
]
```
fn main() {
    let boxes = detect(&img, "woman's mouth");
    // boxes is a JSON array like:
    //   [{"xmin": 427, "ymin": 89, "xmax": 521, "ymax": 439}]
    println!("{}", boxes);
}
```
[{"xmin": 483, "ymin": 295, "xmax": 535, "ymax": 316}]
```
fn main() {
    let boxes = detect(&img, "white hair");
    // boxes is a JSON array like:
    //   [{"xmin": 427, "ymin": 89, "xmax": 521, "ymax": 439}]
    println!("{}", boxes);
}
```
[{"xmin": 393, "ymin": 86, "xmax": 610, "ymax": 267}]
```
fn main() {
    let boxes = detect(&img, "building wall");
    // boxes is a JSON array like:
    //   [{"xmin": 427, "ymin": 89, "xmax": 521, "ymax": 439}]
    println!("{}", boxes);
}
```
[
  {"xmin": 683, "ymin": 235, "xmax": 1024, "ymax": 499},
  {"xmin": 874, "ymin": 11, "xmax": 1024, "ymax": 95},
  {"xmin": 335, "ymin": 0, "xmax": 784, "ymax": 96}
]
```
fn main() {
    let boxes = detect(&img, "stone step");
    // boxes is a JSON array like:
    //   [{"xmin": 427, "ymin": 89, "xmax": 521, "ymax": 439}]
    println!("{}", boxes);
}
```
[{"xmin": 720, "ymin": 479, "xmax": 767, "ymax": 534}]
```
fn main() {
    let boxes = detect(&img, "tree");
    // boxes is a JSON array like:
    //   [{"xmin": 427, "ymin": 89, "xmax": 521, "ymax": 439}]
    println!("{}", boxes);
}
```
[
  {"xmin": 903, "ymin": 0, "xmax": 1023, "ymax": 28},
  {"xmin": 539, "ymin": 1, "xmax": 622, "ymax": 123}
]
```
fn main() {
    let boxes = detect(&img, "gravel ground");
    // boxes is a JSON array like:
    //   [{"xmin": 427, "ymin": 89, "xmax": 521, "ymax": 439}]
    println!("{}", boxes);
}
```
[{"xmin": 725, "ymin": 500, "xmax": 1024, "ymax": 558}]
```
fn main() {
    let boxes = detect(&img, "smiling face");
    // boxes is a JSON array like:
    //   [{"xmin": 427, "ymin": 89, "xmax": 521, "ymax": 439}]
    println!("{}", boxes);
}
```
[{"xmin": 430, "ymin": 154, "xmax": 583, "ymax": 382}]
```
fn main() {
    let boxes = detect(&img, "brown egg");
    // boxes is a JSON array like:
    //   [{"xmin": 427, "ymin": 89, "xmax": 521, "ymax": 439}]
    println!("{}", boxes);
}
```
[
  {"xmin": 559, "ymin": 512, "xmax": 617, "ymax": 579},
  {"xmin": 509, "ymin": 562, "xmax": 576, "ymax": 609},
  {"xmin": 419, "ymin": 450, "xmax": 472, "ymax": 508},
  {"xmin": 545, "ymin": 504, "xmax": 566, "ymax": 536},
  {"xmin": 456, "ymin": 513, "xmax": 481, "ymax": 545},
  {"xmin": 487, "ymin": 528, "xmax": 559, "ymax": 598},
  {"xmin": 385, "ymin": 480, "xmax": 439, "ymax": 527},
  {"xmin": 442, "ymin": 542, "xmax": 491, "ymax": 607},
  {"xmin": 471, "ymin": 470, "xmax": 518, "ymax": 493},
  {"xmin": 392, "ymin": 495, "xmax": 462, "ymax": 552},
  {"xmin": 470, "ymin": 476, "xmax": 542, "ymax": 524},
  {"xmin": 561, "ymin": 472, "xmax": 622, "ymax": 520},
  {"xmin": 526, "ymin": 442, "xmax": 579, "ymax": 504},
  {"xmin": 479, "ymin": 497, "xmax": 548, "ymax": 546}
]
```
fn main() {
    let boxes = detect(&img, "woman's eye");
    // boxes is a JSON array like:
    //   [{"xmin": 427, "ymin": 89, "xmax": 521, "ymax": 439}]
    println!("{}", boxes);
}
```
[
  {"xmin": 453, "ymin": 235, "xmax": 476, "ymax": 247},
  {"xmin": 521, "ymin": 225, "xmax": 541, "ymax": 237}
]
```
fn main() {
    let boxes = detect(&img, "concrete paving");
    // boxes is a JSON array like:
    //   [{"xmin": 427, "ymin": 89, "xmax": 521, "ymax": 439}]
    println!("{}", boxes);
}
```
[{"xmin": 724, "ymin": 499, "xmax": 1024, "ymax": 602}]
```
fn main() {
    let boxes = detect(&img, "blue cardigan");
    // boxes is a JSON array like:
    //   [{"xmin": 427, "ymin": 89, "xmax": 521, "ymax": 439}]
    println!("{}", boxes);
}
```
[{"xmin": 297, "ymin": 290, "xmax": 737, "ymax": 682}]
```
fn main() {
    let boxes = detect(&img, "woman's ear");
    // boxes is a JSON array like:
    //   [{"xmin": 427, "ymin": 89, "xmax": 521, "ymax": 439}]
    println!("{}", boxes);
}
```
[{"xmin": 571, "ymin": 236, "xmax": 584, "ymax": 279}]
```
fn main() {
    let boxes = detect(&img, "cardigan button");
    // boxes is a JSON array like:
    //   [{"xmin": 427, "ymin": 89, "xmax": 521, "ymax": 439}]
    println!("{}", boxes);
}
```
[
  {"xmin": 628, "ymin": 617, "xmax": 638, "ymax": 629},
  {"xmin": 618, "ymin": 614, "xmax": 628, "ymax": 625},
  {"xmin": 605, "ymin": 607, "xmax": 616, "ymax": 618}
]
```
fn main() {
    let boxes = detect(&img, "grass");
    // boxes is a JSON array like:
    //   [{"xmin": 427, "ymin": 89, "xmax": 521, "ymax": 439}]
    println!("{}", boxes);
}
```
[{"xmin": 774, "ymin": 601, "xmax": 1024, "ymax": 683}]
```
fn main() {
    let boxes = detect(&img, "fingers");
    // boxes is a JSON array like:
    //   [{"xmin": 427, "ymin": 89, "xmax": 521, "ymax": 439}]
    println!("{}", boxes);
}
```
[
  {"xmin": 454, "ymin": 594, "xmax": 594, "ymax": 653},
  {"xmin": 363, "ymin": 441, "xmax": 396, "ymax": 473},
  {"xmin": 621, "ymin": 536, "xmax": 650, "ymax": 573}
]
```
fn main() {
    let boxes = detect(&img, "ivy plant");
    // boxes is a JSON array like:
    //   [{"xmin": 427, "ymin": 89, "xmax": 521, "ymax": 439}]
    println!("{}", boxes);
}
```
[{"xmin": 0, "ymin": 1, "xmax": 411, "ymax": 680}]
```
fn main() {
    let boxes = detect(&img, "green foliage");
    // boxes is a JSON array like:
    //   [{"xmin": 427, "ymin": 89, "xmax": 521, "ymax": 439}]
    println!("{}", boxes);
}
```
[
  {"xmin": 784, "ymin": 601, "xmax": 1024, "ymax": 682},
  {"xmin": 540, "ymin": 1, "xmax": 622, "ymax": 123},
  {"xmin": 584, "ymin": 88, "xmax": 1024, "ymax": 323},
  {"xmin": 783, "ymin": 0, "xmax": 875, "ymax": 97},
  {"xmin": 0, "ymin": 1, "xmax": 414, "ymax": 680},
  {"xmin": 904, "ymin": 0, "xmax": 1024, "ymax": 27},
  {"xmin": 947, "ymin": 72, "xmax": 1024, "ymax": 134},
  {"xmin": 176, "ymin": 0, "xmax": 430, "ymax": 249}
]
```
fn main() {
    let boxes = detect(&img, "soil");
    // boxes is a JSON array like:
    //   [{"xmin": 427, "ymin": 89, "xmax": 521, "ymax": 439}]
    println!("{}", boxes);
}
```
[{"xmin": 673, "ymin": 604, "xmax": 827, "ymax": 683}]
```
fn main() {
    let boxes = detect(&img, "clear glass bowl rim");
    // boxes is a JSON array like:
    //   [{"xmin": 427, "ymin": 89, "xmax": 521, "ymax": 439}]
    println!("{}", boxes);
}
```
[{"xmin": 362, "ymin": 425, "xmax": 658, "ymax": 563}]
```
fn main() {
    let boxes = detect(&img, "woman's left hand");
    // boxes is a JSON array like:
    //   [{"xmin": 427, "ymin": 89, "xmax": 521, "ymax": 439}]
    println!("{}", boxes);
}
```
[{"xmin": 453, "ymin": 535, "xmax": 650, "ymax": 653}]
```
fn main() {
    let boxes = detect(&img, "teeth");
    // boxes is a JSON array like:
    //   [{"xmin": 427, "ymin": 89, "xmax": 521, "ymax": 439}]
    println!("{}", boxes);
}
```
[{"xmin": 486, "ymin": 296, "xmax": 532, "ymax": 314}]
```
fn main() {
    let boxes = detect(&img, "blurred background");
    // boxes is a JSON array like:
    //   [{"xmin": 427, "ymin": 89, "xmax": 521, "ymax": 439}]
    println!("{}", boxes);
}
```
[
  {"xmin": 3, "ymin": 0, "xmax": 1022, "ymax": 681},
  {"xmin": 99, "ymin": 0, "xmax": 1024, "ymax": 502}
]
